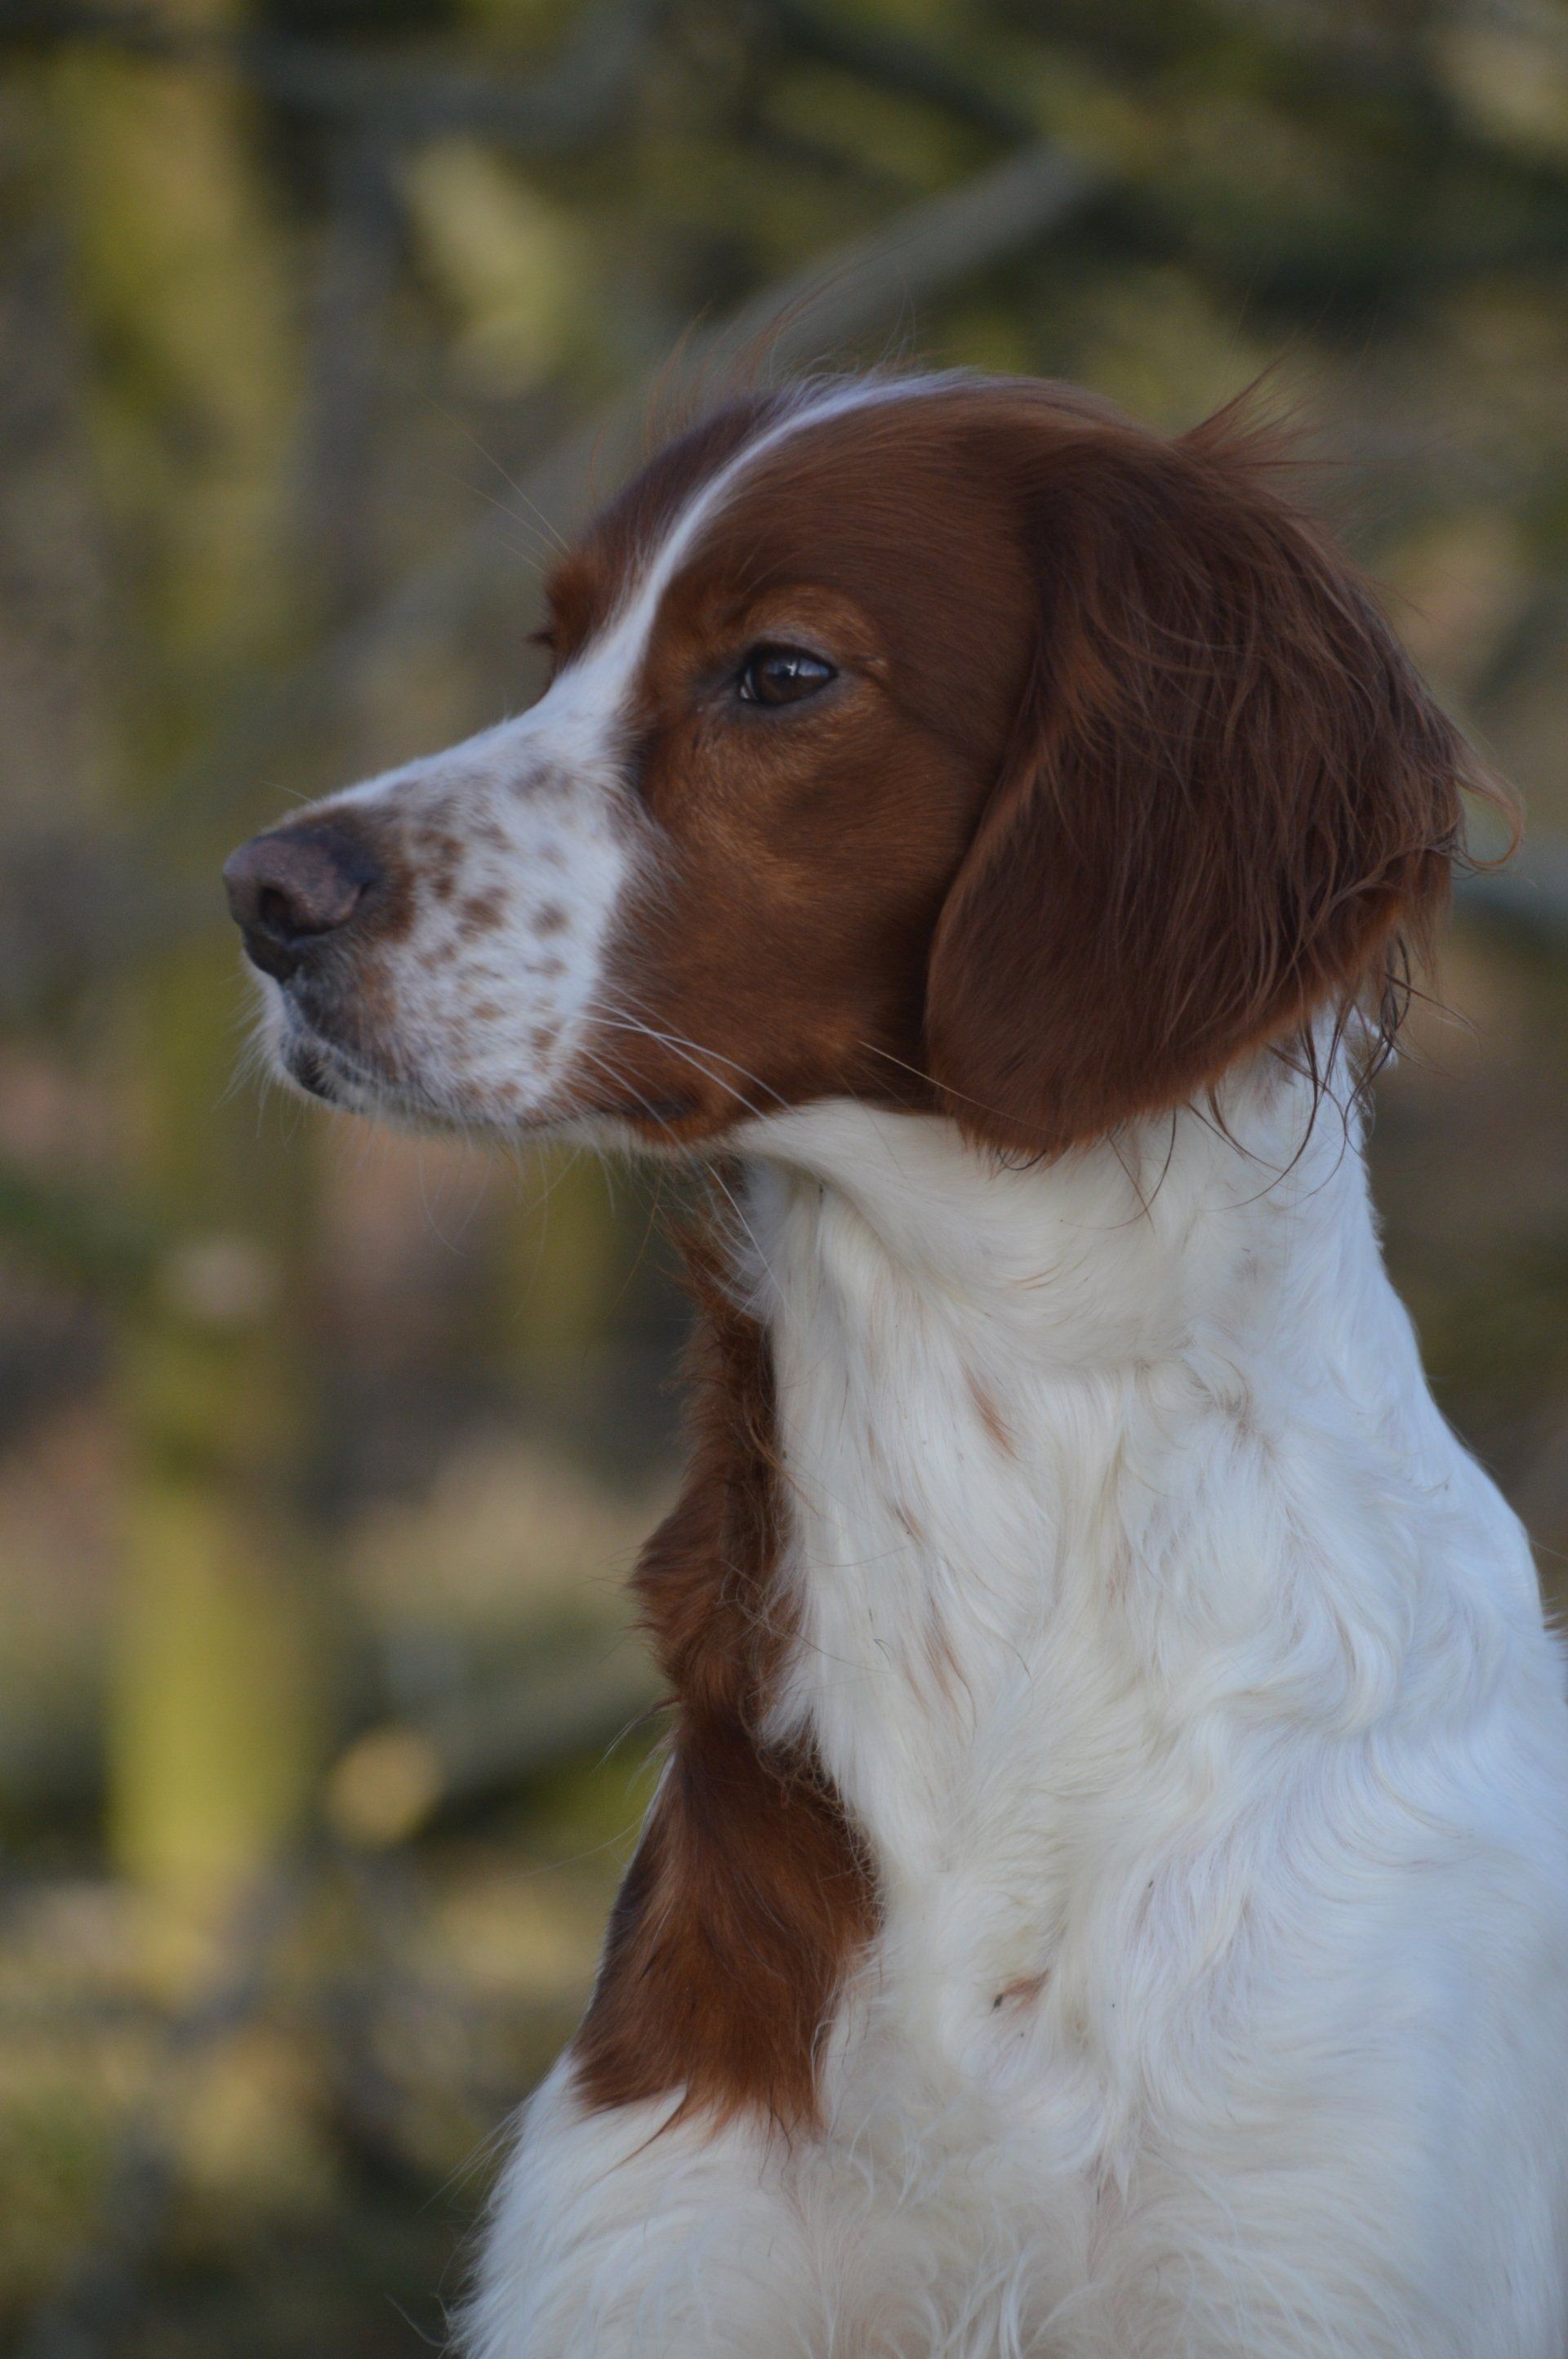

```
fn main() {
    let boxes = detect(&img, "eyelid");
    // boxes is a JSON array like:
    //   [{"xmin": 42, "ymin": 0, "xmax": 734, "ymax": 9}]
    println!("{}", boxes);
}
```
[{"xmin": 746, "ymin": 636, "xmax": 832, "ymax": 663}]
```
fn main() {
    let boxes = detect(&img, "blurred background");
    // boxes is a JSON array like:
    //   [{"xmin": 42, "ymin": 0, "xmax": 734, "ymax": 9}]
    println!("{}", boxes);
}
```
[{"xmin": 3, "ymin": 0, "xmax": 1568, "ymax": 2348}]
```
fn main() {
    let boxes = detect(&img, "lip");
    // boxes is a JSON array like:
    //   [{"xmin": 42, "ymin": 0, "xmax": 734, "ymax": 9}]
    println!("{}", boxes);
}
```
[
  {"xmin": 580, "ymin": 1092, "xmax": 700, "ymax": 1127},
  {"xmin": 284, "ymin": 1036, "xmax": 337, "ymax": 1100},
  {"xmin": 274, "ymin": 1001, "xmax": 701, "ymax": 1140},
  {"xmin": 276, "ymin": 1004, "xmax": 388, "ymax": 1106}
]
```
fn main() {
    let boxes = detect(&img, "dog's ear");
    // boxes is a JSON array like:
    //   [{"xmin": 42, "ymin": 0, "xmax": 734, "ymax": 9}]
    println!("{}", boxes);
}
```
[{"xmin": 924, "ymin": 406, "xmax": 1490, "ymax": 1157}]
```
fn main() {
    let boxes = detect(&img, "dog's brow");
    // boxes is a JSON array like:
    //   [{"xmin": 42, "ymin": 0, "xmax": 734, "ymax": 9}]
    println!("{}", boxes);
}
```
[{"xmin": 559, "ymin": 376, "xmax": 964, "ymax": 692}]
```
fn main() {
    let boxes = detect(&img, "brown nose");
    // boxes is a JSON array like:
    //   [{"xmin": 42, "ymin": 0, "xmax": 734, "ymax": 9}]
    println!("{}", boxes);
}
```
[{"xmin": 223, "ymin": 824, "xmax": 381, "ymax": 982}]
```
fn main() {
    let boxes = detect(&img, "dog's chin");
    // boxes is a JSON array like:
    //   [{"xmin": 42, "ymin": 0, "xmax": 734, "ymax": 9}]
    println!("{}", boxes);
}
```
[
  {"xmin": 256, "ymin": 992, "xmax": 431, "ymax": 1126},
  {"xmin": 270, "ymin": 1018, "xmax": 394, "ymax": 1117},
  {"xmin": 256, "ymin": 991, "xmax": 710, "ymax": 1152},
  {"xmin": 276, "ymin": 1028, "xmax": 354, "ymax": 1104},
  {"xmin": 261, "ymin": 1001, "xmax": 573, "ymax": 1143}
]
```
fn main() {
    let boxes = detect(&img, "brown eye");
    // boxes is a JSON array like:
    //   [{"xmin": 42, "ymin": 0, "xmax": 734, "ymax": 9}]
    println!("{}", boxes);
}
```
[{"xmin": 737, "ymin": 644, "xmax": 837, "ymax": 707}]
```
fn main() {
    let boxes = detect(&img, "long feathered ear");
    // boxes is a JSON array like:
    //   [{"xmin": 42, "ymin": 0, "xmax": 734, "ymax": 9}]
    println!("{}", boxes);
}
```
[{"xmin": 924, "ymin": 405, "xmax": 1500, "ymax": 1157}]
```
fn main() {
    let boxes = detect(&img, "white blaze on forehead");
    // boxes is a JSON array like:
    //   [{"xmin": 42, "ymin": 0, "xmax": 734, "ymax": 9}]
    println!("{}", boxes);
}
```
[{"xmin": 553, "ymin": 371, "xmax": 969, "ymax": 725}]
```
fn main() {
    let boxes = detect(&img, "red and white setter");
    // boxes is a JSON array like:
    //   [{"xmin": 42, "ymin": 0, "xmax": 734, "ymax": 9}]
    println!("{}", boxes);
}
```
[{"xmin": 225, "ymin": 373, "xmax": 1568, "ymax": 2359}]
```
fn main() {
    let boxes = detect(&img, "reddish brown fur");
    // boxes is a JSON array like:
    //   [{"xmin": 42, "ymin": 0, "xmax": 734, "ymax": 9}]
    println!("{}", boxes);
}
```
[
  {"xmin": 519, "ymin": 377, "xmax": 1511, "ymax": 2134},
  {"xmin": 576, "ymin": 1229, "xmax": 878, "ymax": 2129},
  {"xmin": 924, "ymin": 395, "xmax": 1499, "ymax": 1154}
]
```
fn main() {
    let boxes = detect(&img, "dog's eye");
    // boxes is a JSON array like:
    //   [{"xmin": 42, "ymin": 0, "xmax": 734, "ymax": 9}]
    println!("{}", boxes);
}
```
[{"xmin": 737, "ymin": 644, "xmax": 837, "ymax": 707}]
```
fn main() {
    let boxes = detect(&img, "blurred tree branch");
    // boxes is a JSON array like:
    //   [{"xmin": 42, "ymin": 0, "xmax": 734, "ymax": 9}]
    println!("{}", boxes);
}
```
[
  {"xmin": 293, "ymin": 131, "xmax": 404, "ymax": 618},
  {"xmin": 768, "ymin": 0, "xmax": 1036, "ymax": 142},
  {"xmin": 0, "ymin": 0, "xmax": 665, "ymax": 149}
]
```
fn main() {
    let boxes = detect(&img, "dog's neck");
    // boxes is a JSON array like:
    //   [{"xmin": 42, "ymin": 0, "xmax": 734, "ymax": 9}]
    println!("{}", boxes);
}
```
[{"xmin": 733, "ymin": 1064, "xmax": 1521, "ymax": 1908}]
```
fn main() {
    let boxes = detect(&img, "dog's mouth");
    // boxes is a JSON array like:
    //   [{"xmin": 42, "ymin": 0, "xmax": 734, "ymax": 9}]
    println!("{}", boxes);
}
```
[
  {"xmin": 263, "ymin": 974, "xmax": 443, "ymax": 1124},
  {"xmin": 274, "ymin": 1003, "xmax": 401, "ymax": 1111},
  {"xmin": 283, "ymin": 1033, "xmax": 332, "ymax": 1100},
  {"xmin": 268, "ymin": 990, "xmax": 702, "ymax": 1144}
]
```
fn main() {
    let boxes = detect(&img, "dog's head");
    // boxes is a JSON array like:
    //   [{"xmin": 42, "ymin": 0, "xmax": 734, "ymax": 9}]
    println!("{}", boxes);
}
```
[{"xmin": 225, "ymin": 373, "xmax": 1482, "ymax": 1158}]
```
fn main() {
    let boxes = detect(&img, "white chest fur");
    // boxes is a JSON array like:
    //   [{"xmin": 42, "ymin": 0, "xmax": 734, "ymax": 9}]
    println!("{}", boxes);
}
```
[
  {"xmin": 474, "ymin": 1072, "xmax": 1568, "ymax": 2359},
  {"xmin": 738, "ymin": 1080, "xmax": 1566, "ymax": 2185}
]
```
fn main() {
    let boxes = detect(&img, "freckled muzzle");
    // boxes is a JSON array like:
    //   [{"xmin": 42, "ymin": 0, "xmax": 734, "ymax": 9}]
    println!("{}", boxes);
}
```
[{"xmin": 223, "ymin": 739, "xmax": 641, "ymax": 1135}]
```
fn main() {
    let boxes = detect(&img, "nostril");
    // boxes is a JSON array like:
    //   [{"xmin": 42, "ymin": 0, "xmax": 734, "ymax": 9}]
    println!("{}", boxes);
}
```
[{"xmin": 256, "ymin": 884, "xmax": 300, "ymax": 936}]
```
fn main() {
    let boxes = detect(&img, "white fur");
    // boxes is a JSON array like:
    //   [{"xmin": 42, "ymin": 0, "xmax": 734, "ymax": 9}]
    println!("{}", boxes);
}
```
[{"xmin": 470, "ymin": 1066, "xmax": 1568, "ymax": 2358}]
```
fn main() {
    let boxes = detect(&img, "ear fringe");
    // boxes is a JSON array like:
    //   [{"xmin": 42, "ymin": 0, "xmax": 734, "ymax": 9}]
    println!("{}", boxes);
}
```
[{"xmin": 924, "ymin": 390, "xmax": 1516, "ymax": 1158}]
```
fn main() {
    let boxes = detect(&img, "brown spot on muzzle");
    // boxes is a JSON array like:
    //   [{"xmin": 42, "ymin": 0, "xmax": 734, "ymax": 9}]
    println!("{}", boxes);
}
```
[{"xmin": 458, "ymin": 891, "xmax": 506, "ymax": 937}]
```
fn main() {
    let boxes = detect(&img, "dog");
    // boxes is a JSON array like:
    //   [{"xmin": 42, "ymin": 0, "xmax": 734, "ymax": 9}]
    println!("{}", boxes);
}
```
[{"xmin": 225, "ymin": 372, "xmax": 1568, "ymax": 2357}]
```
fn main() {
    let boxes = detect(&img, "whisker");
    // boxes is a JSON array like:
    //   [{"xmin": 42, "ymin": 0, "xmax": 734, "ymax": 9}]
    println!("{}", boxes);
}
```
[
  {"xmin": 700, "ymin": 1156, "xmax": 778, "ymax": 1297},
  {"xmin": 587, "ymin": 989, "xmax": 790, "ymax": 1109},
  {"xmin": 572, "ymin": 1041, "xmax": 684, "ymax": 1143},
  {"xmin": 586, "ymin": 1006, "xmax": 786, "ymax": 1126}
]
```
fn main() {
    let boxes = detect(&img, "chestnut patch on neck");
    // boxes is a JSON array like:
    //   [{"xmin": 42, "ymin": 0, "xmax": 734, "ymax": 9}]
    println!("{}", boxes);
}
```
[{"xmin": 574, "ymin": 1228, "xmax": 879, "ymax": 2130}]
